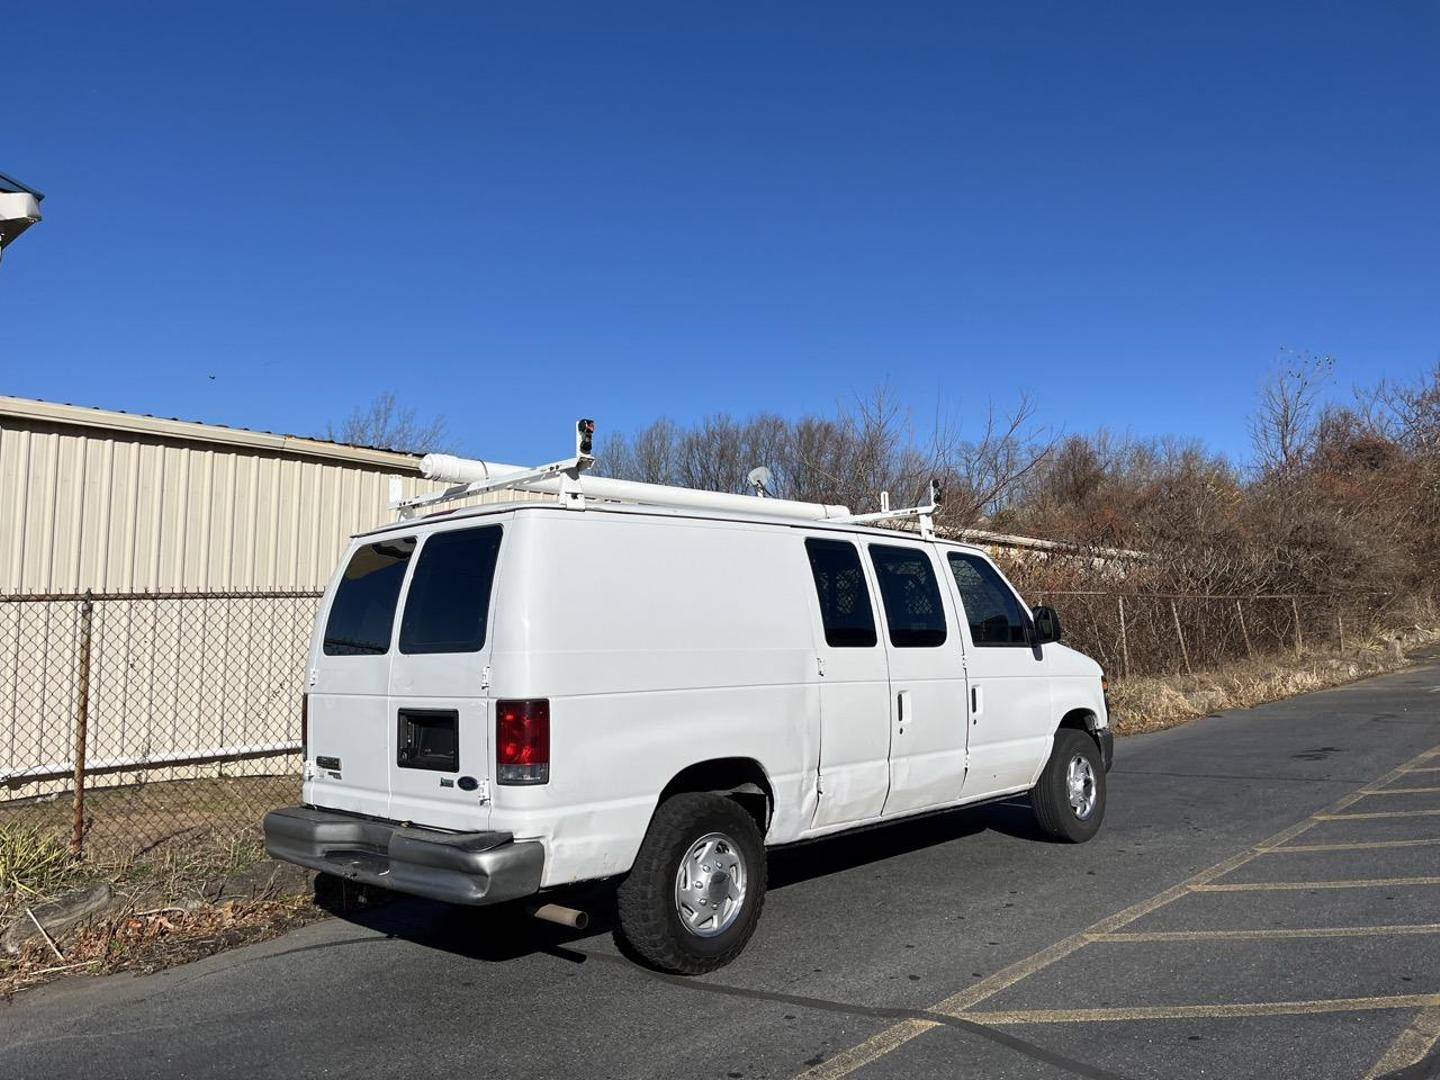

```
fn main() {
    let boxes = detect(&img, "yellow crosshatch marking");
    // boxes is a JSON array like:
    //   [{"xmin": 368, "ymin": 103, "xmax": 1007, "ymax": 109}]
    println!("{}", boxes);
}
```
[
  {"xmin": 1193, "ymin": 877, "xmax": 1440, "ymax": 892},
  {"xmin": 1088, "ymin": 924, "xmax": 1440, "ymax": 943},
  {"xmin": 1364, "ymin": 1008, "xmax": 1440, "ymax": 1079},
  {"xmin": 963, "ymin": 994, "xmax": 1440, "ymax": 1026},
  {"xmin": 1258, "ymin": 837, "xmax": 1440, "ymax": 853},
  {"xmin": 791, "ymin": 742, "xmax": 1440, "ymax": 1080},
  {"xmin": 1357, "ymin": 786, "xmax": 1440, "ymax": 796}
]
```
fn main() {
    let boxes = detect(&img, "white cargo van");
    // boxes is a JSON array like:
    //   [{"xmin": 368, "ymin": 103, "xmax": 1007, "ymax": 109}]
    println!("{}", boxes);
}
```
[{"xmin": 265, "ymin": 429, "xmax": 1112, "ymax": 973}]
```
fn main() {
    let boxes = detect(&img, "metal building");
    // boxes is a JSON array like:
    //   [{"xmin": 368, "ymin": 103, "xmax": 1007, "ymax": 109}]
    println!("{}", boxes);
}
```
[
  {"xmin": 0, "ymin": 395, "xmax": 512, "ymax": 848},
  {"xmin": 0, "ymin": 395, "xmax": 500, "ymax": 593}
]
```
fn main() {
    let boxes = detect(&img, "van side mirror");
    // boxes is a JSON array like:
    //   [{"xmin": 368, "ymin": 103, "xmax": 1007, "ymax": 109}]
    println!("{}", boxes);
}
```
[{"xmin": 1031, "ymin": 605, "xmax": 1062, "ymax": 645}]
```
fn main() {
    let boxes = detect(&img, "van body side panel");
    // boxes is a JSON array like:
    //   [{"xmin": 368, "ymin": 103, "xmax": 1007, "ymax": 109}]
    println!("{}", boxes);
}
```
[{"xmin": 486, "ymin": 513, "xmax": 820, "ymax": 888}]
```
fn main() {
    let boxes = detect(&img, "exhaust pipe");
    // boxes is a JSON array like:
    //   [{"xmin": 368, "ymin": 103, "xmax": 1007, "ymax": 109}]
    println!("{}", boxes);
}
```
[{"xmin": 530, "ymin": 903, "xmax": 589, "ymax": 930}]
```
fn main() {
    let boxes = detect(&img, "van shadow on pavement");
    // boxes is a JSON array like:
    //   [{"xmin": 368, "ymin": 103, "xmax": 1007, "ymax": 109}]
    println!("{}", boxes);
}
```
[{"xmin": 314, "ymin": 796, "xmax": 1049, "ymax": 966}]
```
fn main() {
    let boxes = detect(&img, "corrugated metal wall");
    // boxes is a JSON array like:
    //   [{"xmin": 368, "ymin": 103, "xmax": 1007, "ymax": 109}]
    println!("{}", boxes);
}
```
[
  {"xmin": 0, "ymin": 401, "xmax": 532, "ymax": 816},
  {"xmin": 0, "ymin": 411, "xmax": 516, "ymax": 593}
]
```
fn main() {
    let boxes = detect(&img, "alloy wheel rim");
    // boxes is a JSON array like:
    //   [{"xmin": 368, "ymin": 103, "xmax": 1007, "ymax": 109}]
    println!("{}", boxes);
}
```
[
  {"xmin": 674, "ymin": 832, "xmax": 747, "ymax": 937},
  {"xmin": 1067, "ymin": 755, "xmax": 1097, "ymax": 820}
]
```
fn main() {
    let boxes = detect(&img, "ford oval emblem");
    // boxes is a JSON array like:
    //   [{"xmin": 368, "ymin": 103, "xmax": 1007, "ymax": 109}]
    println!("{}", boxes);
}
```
[{"xmin": 457, "ymin": 775, "xmax": 479, "ymax": 792}]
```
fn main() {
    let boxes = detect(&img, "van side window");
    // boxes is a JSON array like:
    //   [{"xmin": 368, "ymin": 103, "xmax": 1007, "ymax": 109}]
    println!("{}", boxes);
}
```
[
  {"xmin": 868, "ymin": 545, "xmax": 947, "ymax": 648},
  {"xmin": 399, "ymin": 526, "xmax": 504, "ymax": 654},
  {"xmin": 804, "ymin": 538, "xmax": 878, "ymax": 648},
  {"xmin": 323, "ymin": 537, "xmax": 416, "ymax": 655},
  {"xmin": 948, "ymin": 552, "xmax": 1030, "ymax": 646}
]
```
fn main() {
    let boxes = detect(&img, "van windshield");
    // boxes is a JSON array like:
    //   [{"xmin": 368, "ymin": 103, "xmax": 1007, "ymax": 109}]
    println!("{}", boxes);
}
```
[{"xmin": 323, "ymin": 537, "xmax": 416, "ymax": 655}]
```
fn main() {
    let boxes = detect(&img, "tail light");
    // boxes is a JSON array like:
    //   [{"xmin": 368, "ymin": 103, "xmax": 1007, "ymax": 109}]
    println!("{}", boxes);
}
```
[
  {"xmin": 497, "ymin": 699, "xmax": 549, "ymax": 785},
  {"xmin": 300, "ymin": 693, "xmax": 309, "ymax": 760}
]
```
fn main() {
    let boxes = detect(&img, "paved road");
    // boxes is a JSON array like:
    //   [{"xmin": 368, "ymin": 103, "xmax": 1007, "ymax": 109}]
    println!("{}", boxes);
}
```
[{"xmin": 7, "ymin": 662, "xmax": 1440, "ymax": 1080}]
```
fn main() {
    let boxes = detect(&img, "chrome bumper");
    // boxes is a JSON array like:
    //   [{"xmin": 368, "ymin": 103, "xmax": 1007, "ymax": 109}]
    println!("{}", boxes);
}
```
[{"xmin": 263, "ymin": 806, "xmax": 544, "ymax": 906}]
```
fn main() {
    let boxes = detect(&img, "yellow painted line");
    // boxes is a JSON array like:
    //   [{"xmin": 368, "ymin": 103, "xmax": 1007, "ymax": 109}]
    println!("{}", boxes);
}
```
[
  {"xmin": 1315, "ymin": 809, "xmax": 1440, "ymax": 820},
  {"xmin": 1258, "ymin": 837, "xmax": 1440, "ymax": 853},
  {"xmin": 789, "ymin": 741, "xmax": 1440, "ymax": 1080},
  {"xmin": 1359, "ymin": 786, "xmax": 1440, "ymax": 796},
  {"xmin": 1194, "ymin": 877, "xmax": 1440, "ymax": 892},
  {"xmin": 963, "ymin": 994, "xmax": 1440, "ymax": 1026},
  {"xmin": 789, "ymin": 1018, "xmax": 941, "ymax": 1080},
  {"xmin": 1089, "ymin": 924, "xmax": 1440, "ymax": 943},
  {"xmin": 1364, "ymin": 1006, "xmax": 1440, "ymax": 1079},
  {"xmin": 1401, "ymin": 766, "xmax": 1440, "ymax": 774}
]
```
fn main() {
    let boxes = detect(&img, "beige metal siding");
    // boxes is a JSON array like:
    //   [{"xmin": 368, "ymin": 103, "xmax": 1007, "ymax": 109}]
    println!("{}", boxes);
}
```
[
  {"xmin": 0, "ymin": 397, "xmax": 533, "ymax": 814},
  {"xmin": 0, "ymin": 402, "xmax": 519, "ymax": 593}
]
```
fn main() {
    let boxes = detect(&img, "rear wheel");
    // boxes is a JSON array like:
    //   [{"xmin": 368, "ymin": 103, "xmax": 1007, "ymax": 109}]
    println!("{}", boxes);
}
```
[
  {"xmin": 616, "ymin": 792, "xmax": 767, "ymax": 974},
  {"xmin": 1030, "ymin": 729, "xmax": 1106, "ymax": 842}
]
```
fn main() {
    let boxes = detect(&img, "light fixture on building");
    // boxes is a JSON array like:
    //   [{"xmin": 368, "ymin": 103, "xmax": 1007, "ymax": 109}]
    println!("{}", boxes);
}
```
[{"xmin": 0, "ymin": 171, "xmax": 44, "ymax": 265}]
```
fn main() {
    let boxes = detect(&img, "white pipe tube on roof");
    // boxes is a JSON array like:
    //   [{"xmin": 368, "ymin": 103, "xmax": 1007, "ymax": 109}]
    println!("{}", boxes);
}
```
[{"xmin": 420, "ymin": 454, "xmax": 850, "ymax": 522}]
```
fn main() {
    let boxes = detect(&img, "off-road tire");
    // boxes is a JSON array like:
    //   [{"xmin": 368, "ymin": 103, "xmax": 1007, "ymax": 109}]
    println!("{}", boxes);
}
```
[
  {"xmin": 1031, "ymin": 729, "xmax": 1107, "ymax": 842},
  {"xmin": 616, "ymin": 792, "xmax": 767, "ymax": 974}
]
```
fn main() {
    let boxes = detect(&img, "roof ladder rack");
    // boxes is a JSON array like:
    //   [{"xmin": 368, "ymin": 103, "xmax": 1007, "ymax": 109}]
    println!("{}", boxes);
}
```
[{"xmin": 389, "ymin": 420, "xmax": 954, "ymax": 531}]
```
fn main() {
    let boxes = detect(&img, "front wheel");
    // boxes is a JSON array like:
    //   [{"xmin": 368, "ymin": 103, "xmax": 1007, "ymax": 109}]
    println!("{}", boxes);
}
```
[
  {"xmin": 616, "ymin": 792, "xmax": 767, "ymax": 974},
  {"xmin": 1030, "ymin": 729, "xmax": 1107, "ymax": 842}
]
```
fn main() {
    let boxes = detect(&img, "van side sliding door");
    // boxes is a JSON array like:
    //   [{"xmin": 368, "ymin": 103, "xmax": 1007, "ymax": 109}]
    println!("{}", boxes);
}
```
[{"xmin": 867, "ymin": 543, "xmax": 970, "ymax": 817}]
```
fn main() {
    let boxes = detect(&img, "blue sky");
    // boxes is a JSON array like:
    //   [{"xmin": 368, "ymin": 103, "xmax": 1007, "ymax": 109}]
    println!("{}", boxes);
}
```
[{"xmin": 2, "ymin": 2, "xmax": 1437, "ymax": 463}]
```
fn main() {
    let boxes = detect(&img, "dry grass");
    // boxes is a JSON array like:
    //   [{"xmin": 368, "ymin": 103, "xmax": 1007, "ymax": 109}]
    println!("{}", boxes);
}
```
[
  {"xmin": 0, "ymin": 797, "xmax": 320, "ymax": 999},
  {"xmin": 0, "ymin": 895, "xmax": 322, "ymax": 999},
  {"xmin": 1108, "ymin": 627, "xmax": 1440, "ymax": 736},
  {"xmin": 0, "ymin": 824, "xmax": 73, "ymax": 898}
]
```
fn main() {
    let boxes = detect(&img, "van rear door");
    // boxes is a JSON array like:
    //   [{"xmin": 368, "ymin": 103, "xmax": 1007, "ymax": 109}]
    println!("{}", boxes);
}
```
[
  {"xmin": 386, "ymin": 523, "xmax": 505, "ymax": 832},
  {"xmin": 307, "ymin": 535, "xmax": 416, "ymax": 820}
]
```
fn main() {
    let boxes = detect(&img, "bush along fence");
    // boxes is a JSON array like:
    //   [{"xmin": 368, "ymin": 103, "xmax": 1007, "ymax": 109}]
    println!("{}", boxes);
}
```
[
  {"xmin": 1030, "ymin": 590, "xmax": 1395, "ymax": 681},
  {"xmin": 0, "ymin": 585, "xmax": 1399, "ymax": 862},
  {"xmin": 1, "ymin": 590, "xmax": 321, "ymax": 861}
]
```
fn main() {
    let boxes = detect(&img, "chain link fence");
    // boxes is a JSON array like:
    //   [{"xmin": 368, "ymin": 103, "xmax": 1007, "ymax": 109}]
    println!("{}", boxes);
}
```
[
  {"xmin": 1031, "ymin": 590, "xmax": 1395, "ymax": 680},
  {"xmin": 0, "ymin": 584, "xmax": 1402, "ymax": 862},
  {"xmin": 2, "ymin": 590, "xmax": 320, "ymax": 861}
]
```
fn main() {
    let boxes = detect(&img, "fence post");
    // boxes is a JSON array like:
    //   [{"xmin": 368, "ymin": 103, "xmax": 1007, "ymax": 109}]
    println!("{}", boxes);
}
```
[
  {"xmin": 1171, "ymin": 599, "xmax": 1193, "ymax": 676},
  {"xmin": 1236, "ymin": 599, "xmax": 1254, "ymax": 660},
  {"xmin": 71, "ymin": 589, "xmax": 95, "ymax": 859},
  {"xmin": 1291, "ymin": 597, "xmax": 1303, "ymax": 656},
  {"xmin": 1117, "ymin": 595, "xmax": 1131, "ymax": 680}
]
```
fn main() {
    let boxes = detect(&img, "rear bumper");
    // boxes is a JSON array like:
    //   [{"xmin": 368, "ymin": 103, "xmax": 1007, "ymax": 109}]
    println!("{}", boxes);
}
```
[{"xmin": 263, "ymin": 806, "xmax": 544, "ymax": 906}]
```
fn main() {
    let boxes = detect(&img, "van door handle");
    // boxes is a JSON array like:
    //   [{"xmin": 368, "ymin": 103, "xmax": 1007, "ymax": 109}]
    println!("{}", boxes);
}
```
[
  {"xmin": 971, "ymin": 685, "xmax": 983, "ymax": 720},
  {"xmin": 897, "ymin": 689, "xmax": 911, "ymax": 731}
]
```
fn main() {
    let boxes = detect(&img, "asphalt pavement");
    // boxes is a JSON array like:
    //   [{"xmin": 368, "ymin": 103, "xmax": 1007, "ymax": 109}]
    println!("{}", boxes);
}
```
[{"xmin": 6, "ymin": 661, "xmax": 1440, "ymax": 1080}]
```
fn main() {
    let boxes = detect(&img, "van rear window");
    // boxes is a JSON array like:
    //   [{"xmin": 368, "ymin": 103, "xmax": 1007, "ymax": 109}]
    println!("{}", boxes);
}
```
[
  {"xmin": 399, "ymin": 525, "xmax": 503, "ymax": 654},
  {"xmin": 323, "ymin": 537, "xmax": 416, "ymax": 655},
  {"xmin": 805, "ymin": 538, "xmax": 878, "ymax": 648}
]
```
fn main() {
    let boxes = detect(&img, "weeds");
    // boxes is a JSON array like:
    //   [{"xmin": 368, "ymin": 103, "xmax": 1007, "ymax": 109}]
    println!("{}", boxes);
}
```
[{"xmin": 0, "ymin": 824, "xmax": 73, "ymax": 898}]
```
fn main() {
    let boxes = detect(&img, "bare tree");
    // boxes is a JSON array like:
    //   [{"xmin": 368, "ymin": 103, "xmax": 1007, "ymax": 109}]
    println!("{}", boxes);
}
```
[
  {"xmin": 327, "ymin": 392, "xmax": 453, "ymax": 454},
  {"xmin": 1250, "ymin": 353, "xmax": 1333, "ymax": 477}
]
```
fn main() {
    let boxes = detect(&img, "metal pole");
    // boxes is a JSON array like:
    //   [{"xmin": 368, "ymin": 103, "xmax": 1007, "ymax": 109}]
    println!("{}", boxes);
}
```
[
  {"xmin": 70, "ymin": 589, "xmax": 94, "ymax": 859},
  {"xmin": 1171, "ymin": 599, "xmax": 1192, "ymax": 676},
  {"xmin": 1117, "ymin": 596, "xmax": 1131, "ymax": 680},
  {"xmin": 1292, "ymin": 597, "xmax": 1303, "ymax": 656},
  {"xmin": 1236, "ymin": 599, "xmax": 1254, "ymax": 660}
]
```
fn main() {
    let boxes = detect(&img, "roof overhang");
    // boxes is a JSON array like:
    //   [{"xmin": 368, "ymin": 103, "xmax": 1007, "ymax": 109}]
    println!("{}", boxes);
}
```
[{"xmin": 0, "ymin": 190, "xmax": 42, "ymax": 252}]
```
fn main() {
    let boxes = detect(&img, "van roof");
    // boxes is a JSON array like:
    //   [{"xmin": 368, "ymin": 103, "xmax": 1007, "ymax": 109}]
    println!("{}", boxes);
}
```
[{"xmin": 353, "ymin": 498, "xmax": 990, "ymax": 554}]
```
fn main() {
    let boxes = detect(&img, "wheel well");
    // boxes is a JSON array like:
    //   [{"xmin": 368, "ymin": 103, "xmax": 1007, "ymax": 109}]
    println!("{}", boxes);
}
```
[
  {"xmin": 1057, "ymin": 708, "xmax": 1102, "ymax": 748},
  {"xmin": 657, "ymin": 758, "xmax": 774, "ymax": 835}
]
